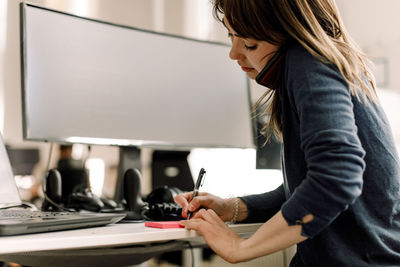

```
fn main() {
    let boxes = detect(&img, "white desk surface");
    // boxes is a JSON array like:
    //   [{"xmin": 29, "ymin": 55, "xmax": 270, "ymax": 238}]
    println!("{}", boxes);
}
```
[{"xmin": 0, "ymin": 222, "xmax": 262, "ymax": 255}]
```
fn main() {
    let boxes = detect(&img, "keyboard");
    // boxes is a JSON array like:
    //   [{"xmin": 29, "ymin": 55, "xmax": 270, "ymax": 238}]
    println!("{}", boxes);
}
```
[
  {"xmin": 0, "ymin": 209, "xmax": 76, "ymax": 219},
  {"xmin": 0, "ymin": 208, "xmax": 126, "ymax": 236}
]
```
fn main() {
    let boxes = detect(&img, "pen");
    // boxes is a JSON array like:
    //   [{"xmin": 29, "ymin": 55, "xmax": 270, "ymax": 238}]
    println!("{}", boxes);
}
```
[{"xmin": 187, "ymin": 168, "xmax": 206, "ymax": 220}]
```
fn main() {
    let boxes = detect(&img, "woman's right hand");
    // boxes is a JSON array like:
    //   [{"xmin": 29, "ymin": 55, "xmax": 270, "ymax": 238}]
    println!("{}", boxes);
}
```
[{"xmin": 174, "ymin": 191, "xmax": 235, "ymax": 222}]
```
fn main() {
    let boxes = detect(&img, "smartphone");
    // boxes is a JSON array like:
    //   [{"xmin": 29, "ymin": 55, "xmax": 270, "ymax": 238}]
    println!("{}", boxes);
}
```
[{"xmin": 255, "ymin": 50, "xmax": 284, "ymax": 89}]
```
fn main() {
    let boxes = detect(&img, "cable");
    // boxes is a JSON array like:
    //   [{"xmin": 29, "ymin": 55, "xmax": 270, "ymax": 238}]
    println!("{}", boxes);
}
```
[
  {"xmin": 83, "ymin": 145, "xmax": 92, "ymax": 168},
  {"xmin": 45, "ymin": 143, "xmax": 54, "ymax": 173},
  {"xmin": 0, "ymin": 202, "xmax": 37, "ymax": 210},
  {"xmin": 282, "ymin": 247, "xmax": 288, "ymax": 267},
  {"xmin": 186, "ymin": 241, "xmax": 195, "ymax": 267}
]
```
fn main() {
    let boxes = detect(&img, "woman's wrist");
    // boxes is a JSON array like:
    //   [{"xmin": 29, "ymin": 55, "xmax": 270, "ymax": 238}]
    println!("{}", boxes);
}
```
[
  {"xmin": 230, "ymin": 198, "xmax": 240, "ymax": 223},
  {"xmin": 237, "ymin": 198, "xmax": 248, "ymax": 222},
  {"xmin": 226, "ymin": 197, "xmax": 248, "ymax": 223}
]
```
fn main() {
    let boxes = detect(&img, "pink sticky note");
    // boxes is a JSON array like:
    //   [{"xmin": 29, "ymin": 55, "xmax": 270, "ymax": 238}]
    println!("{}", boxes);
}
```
[{"xmin": 145, "ymin": 221, "xmax": 184, "ymax": 229}]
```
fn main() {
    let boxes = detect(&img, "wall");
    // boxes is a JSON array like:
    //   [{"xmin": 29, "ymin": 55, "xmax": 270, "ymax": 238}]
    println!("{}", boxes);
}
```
[
  {"xmin": 336, "ymin": 0, "xmax": 400, "ymax": 91},
  {"xmin": 336, "ymin": 0, "xmax": 400, "ymax": 149},
  {"xmin": 1, "ymin": 0, "xmax": 55, "ymax": 183}
]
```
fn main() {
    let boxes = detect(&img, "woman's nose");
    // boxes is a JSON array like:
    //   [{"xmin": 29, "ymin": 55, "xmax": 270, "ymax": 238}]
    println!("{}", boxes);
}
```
[{"xmin": 229, "ymin": 39, "xmax": 244, "ymax": 61}]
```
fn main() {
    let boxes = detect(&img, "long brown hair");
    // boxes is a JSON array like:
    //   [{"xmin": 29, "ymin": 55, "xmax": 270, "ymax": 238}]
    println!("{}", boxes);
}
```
[{"xmin": 213, "ymin": 0, "xmax": 376, "ymax": 140}]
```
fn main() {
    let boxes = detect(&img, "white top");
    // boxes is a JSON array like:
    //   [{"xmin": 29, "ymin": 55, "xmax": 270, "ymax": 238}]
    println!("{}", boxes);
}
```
[{"xmin": 0, "ymin": 222, "xmax": 261, "ymax": 254}]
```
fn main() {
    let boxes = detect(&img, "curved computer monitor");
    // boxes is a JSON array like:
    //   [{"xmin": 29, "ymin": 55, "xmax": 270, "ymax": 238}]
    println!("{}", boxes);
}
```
[{"xmin": 20, "ymin": 3, "xmax": 255, "ymax": 149}]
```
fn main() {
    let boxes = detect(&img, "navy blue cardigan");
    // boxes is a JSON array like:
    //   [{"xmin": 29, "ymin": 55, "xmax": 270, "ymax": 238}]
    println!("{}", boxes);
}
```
[{"xmin": 240, "ymin": 43, "xmax": 400, "ymax": 266}]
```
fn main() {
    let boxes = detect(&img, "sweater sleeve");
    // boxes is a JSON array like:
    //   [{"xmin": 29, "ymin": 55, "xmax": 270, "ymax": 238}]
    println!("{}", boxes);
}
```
[
  {"xmin": 240, "ymin": 184, "xmax": 286, "ymax": 223},
  {"xmin": 281, "ymin": 47, "xmax": 366, "ymax": 237}
]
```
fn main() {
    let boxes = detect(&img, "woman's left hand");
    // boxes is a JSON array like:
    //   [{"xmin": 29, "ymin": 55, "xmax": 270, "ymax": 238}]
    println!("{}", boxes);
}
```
[{"xmin": 179, "ymin": 208, "xmax": 244, "ymax": 263}]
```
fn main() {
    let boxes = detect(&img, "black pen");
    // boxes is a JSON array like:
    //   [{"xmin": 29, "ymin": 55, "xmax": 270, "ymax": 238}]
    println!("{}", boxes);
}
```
[{"xmin": 187, "ymin": 168, "xmax": 206, "ymax": 220}]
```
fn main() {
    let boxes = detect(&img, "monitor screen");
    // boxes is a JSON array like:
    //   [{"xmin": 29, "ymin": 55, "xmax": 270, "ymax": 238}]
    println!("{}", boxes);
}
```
[{"xmin": 20, "ymin": 3, "xmax": 255, "ymax": 149}]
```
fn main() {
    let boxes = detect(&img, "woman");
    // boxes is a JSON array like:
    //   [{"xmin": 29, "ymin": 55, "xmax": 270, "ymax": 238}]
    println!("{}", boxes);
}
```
[{"xmin": 175, "ymin": 0, "xmax": 400, "ymax": 266}]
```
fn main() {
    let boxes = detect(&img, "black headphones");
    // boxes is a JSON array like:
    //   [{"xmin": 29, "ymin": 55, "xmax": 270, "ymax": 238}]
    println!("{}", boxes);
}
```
[{"xmin": 142, "ymin": 186, "xmax": 183, "ymax": 221}]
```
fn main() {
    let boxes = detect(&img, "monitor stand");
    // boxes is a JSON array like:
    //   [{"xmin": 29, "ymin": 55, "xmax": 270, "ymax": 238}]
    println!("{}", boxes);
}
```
[
  {"xmin": 151, "ymin": 150, "xmax": 194, "ymax": 192},
  {"xmin": 113, "ymin": 148, "xmax": 195, "ymax": 202}
]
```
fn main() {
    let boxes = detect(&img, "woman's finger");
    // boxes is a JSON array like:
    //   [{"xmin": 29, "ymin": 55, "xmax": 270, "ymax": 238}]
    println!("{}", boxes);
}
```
[
  {"xmin": 174, "ymin": 193, "xmax": 190, "ymax": 207},
  {"xmin": 192, "ymin": 208, "xmax": 223, "ymax": 226},
  {"xmin": 175, "ymin": 191, "xmax": 209, "ymax": 206},
  {"xmin": 175, "ymin": 192, "xmax": 215, "ymax": 219},
  {"xmin": 174, "ymin": 193, "xmax": 191, "ymax": 218},
  {"xmin": 179, "ymin": 217, "xmax": 204, "ymax": 231},
  {"xmin": 180, "ymin": 208, "xmax": 243, "ymax": 263},
  {"xmin": 180, "ymin": 209, "xmax": 215, "ymax": 232}
]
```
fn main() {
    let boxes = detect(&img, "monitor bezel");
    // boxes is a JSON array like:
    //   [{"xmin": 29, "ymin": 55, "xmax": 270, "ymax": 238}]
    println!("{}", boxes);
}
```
[{"xmin": 19, "ymin": 3, "xmax": 257, "ymax": 149}]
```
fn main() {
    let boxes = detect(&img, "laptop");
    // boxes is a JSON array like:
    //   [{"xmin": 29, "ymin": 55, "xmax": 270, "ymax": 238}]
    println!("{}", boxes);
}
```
[{"xmin": 0, "ymin": 134, "xmax": 125, "ymax": 236}]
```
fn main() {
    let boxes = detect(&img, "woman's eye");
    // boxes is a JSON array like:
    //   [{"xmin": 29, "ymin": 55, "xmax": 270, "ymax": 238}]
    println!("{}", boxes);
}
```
[{"xmin": 244, "ymin": 44, "xmax": 257, "ymax": 51}]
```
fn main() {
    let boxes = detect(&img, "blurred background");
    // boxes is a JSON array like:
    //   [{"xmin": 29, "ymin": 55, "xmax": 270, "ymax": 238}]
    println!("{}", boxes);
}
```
[
  {"xmin": 0, "ymin": 1, "xmax": 399, "ymax": 266},
  {"xmin": 1, "ymin": 0, "xmax": 399, "ymax": 197}
]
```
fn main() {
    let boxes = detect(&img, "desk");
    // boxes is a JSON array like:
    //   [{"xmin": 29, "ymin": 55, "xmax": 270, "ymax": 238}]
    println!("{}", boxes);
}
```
[{"xmin": 0, "ymin": 222, "xmax": 261, "ymax": 267}]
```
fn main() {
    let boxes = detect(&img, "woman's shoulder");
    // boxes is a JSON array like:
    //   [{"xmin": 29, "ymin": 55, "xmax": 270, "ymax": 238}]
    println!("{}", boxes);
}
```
[
  {"xmin": 284, "ymin": 42, "xmax": 344, "ymax": 83},
  {"xmin": 285, "ymin": 42, "xmax": 327, "ymax": 71},
  {"xmin": 285, "ymin": 42, "xmax": 309, "ymax": 58},
  {"xmin": 283, "ymin": 42, "xmax": 349, "ymax": 97}
]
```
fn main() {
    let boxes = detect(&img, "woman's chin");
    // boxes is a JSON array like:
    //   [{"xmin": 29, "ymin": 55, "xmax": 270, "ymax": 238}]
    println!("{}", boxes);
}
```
[{"xmin": 246, "ymin": 72, "xmax": 257, "ymax": 80}]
